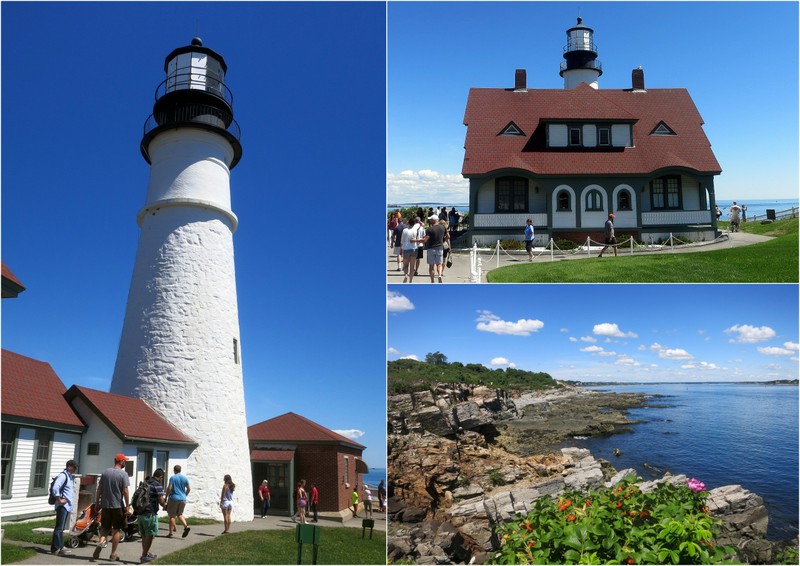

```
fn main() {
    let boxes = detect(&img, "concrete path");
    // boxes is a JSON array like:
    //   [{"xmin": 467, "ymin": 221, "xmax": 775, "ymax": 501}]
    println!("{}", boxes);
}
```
[
  {"xmin": 13, "ymin": 512, "xmax": 386, "ymax": 565},
  {"xmin": 386, "ymin": 231, "xmax": 774, "ymax": 284}
]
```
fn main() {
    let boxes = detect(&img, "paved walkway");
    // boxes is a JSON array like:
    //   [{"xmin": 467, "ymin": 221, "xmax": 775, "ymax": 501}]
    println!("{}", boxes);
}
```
[
  {"xmin": 13, "ymin": 512, "xmax": 386, "ymax": 565},
  {"xmin": 386, "ymin": 231, "xmax": 774, "ymax": 284}
]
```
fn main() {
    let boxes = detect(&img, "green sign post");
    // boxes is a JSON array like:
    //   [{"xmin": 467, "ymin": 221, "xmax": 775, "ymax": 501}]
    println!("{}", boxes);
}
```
[{"xmin": 296, "ymin": 523, "xmax": 320, "ymax": 564}]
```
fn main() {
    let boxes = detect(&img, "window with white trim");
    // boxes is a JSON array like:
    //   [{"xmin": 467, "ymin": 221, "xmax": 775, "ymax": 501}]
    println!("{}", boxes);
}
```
[
  {"xmin": 30, "ymin": 430, "xmax": 52, "ymax": 494},
  {"xmin": 585, "ymin": 189, "xmax": 603, "ymax": 211},
  {"xmin": 1, "ymin": 426, "xmax": 17, "ymax": 496}
]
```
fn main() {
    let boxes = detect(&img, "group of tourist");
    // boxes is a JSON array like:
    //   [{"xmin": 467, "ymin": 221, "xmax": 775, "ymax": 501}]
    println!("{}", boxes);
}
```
[
  {"xmin": 349, "ymin": 480, "xmax": 386, "ymax": 518},
  {"xmin": 389, "ymin": 213, "xmax": 452, "ymax": 283}
]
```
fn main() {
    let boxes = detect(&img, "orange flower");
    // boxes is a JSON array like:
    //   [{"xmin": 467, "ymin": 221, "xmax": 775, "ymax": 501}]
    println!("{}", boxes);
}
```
[
  {"xmin": 617, "ymin": 486, "xmax": 624, "ymax": 492},
  {"xmin": 616, "ymin": 501, "xmax": 623, "ymax": 508},
  {"xmin": 639, "ymin": 511, "xmax": 649, "ymax": 519},
  {"xmin": 585, "ymin": 499, "xmax": 591, "ymax": 507},
  {"xmin": 527, "ymin": 541, "xmax": 536, "ymax": 547},
  {"xmin": 626, "ymin": 557, "xmax": 635, "ymax": 565},
  {"xmin": 567, "ymin": 514, "xmax": 576, "ymax": 522},
  {"xmin": 628, "ymin": 511, "xmax": 638, "ymax": 517}
]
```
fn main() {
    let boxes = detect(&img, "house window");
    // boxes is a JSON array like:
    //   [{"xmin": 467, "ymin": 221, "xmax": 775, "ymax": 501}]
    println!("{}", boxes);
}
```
[
  {"xmin": 585, "ymin": 189, "xmax": 603, "ymax": 211},
  {"xmin": 569, "ymin": 127, "xmax": 582, "ymax": 146},
  {"xmin": 495, "ymin": 177, "xmax": 528, "ymax": 212},
  {"xmin": 650, "ymin": 176, "xmax": 682, "ymax": 209},
  {"xmin": 2, "ymin": 426, "xmax": 17, "ymax": 496},
  {"xmin": 617, "ymin": 190, "xmax": 632, "ymax": 211},
  {"xmin": 557, "ymin": 190, "xmax": 571, "ymax": 211},
  {"xmin": 344, "ymin": 456, "xmax": 350, "ymax": 487},
  {"xmin": 598, "ymin": 127, "xmax": 611, "ymax": 146},
  {"xmin": 31, "ymin": 430, "xmax": 52, "ymax": 493},
  {"xmin": 87, "ymin": 443, "xmax": 100, "ymax": 456}
]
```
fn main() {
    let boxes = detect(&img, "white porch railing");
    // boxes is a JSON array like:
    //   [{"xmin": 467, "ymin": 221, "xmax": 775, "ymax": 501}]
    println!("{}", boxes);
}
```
[
  {"xmin": 473, "ymin": 213, "xmax": 548, "ymax": 228},
  {"xmin": 641, "ymin": 210, "xmax": 712, "ymax": 225}
]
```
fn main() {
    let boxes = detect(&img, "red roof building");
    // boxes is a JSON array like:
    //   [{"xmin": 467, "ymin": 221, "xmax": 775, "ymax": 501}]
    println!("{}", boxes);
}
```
[
  {"xmin": 248, "ymin": 412, "xmax": 368, "ymax": 519},
  {"xmin": 1, "ymin": 262, "xmax": 26, "ymax": 298},
  {"xmin": 462, "ymin": 19, "xmax": 722, "ymax": 245}
]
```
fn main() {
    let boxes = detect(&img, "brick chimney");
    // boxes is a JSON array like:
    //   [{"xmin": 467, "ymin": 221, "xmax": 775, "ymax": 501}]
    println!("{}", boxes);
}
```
[
  {"xmin": 632, "ymin": 66, "xmax": 645, "ymax": 90},
  {"xmin": 514, "ymin": 69, "xmax": 527, "ymax": 91}
]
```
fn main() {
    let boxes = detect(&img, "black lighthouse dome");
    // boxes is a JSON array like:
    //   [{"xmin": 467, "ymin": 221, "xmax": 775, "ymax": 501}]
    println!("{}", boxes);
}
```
[
  {"xmin": 559, "ymin": 17, "xmax": 603, "ymax": 78},
  {"xmin": 141, "ymin": 38, "xmax": 242, "ymax": 168}
]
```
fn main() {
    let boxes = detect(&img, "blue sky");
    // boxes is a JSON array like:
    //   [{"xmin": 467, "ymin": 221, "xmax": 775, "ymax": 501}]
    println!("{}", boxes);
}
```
[
  {"xmin": 388, "ymin": 1, "xmax": 799, "ymax": 204},
  {"xmin": 2, "ymin": 2, "xmax": 387, "ymax": 468},
  {"xmin": 388, "ymin": 285, "xmax": 799, "ymax": 383}
]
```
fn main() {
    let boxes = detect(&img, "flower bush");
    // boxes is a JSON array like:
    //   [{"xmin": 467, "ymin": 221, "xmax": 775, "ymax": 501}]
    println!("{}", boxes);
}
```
[{"xmin": 493, "ymin": 476, "xmax": 738, "ymax": 564}]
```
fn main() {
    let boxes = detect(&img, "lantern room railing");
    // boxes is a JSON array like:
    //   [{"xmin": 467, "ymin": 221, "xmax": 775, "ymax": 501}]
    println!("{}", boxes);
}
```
[
  {"xmin": 154, "ymin": 71, "xmax": 234, "ymax": 107},
  {"xmin": 143, "ymin": 104, "xmax": 241, "ymax": 141}
]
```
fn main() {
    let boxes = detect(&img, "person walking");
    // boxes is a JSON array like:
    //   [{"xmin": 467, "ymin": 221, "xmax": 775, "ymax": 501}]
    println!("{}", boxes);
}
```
[
  {"xmin": 387, "ymin": 214, "xmax": 398, "ymax": 246},
  {"xmin": 93, "ymin": 454, "xmax": 131, "ymax": 561},
  {"xmin": 219, "ymin": 474, "xmax": 235, "ymax": 534},
  {"xmin": 137, "ymin": 468, "xmax": 167, "ymax": 564},
  {"xmin": 296, "ymin": 480, "xmax": 308, "ymax": 524},
  {"xmin": 310, "ymin": 482, "xmax": 319, "ymax": 523},
  {"xmin": 413, "ymin": 217, "xmax": 426, "ymax": 277},
  {"xmin": 401, "ymin": 218, "xmax": 420, "ymax": 283},
  {"xmin": 439, "ymin": 218, "xmax": 451, "ymax": 278},
  {"xmin": 165, "ymin": 464, "xmax": 191, "ymax": 538},
  {"xmin": 378, "ymin": 480, "xmax": 387, "ymax": 513},
  {"xmin": 49, "ymin": 459, "xmax": 78, "ymax": 555},
  {"xmin": 416, "ymin": 216, "xmax": 446, "ymax": 283},
  {"xmin": 391, "ymin": 217, "xmax": 408, "ymax": 272},
  {"xmin": 363, "ymin": 484, "xmax": 374, "ymax": 518},
  {"xmin": 350, "ymin": 488, "xmax": 359, "ymax": 517},
  {"xmin": 524, "ymin": 219, "xmax": 535, "ymax": 261},
  {"xmin": 258, "ymin": 479, "xmax": 271, "ymax": 518},
  {"xmin": 730, "ymin": 202, "xmax": 742, "ymax": 232},
  {"xmin": 598, "ymin": 213, "xmax": 618, "ymax": 257}
]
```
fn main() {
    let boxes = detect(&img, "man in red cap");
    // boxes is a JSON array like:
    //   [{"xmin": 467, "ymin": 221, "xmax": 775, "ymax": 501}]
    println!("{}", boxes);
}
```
[
  {"xmin": 598, "ymin": 213, "xmax": 618, "ymax": 258},
  {"xmin": 93, "ymin": 453, "xmax": 131, "ymax": 561}
]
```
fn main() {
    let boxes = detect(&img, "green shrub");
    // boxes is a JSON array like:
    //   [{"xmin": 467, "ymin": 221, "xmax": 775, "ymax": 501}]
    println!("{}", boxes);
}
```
[
  {"xmin": 493, "ymin": 477, "xmax": 737, "ymax": 565},
  {"xmin": 499, "ymin": 239, "xmax": 525, "ymax": 251},
  {"xmin": 555, "ymin": 239, "xmax": 579, "ymax": 250},
  {"xmin": 489, "ymin": 471, "xmax": 508, "ymax": 487}
]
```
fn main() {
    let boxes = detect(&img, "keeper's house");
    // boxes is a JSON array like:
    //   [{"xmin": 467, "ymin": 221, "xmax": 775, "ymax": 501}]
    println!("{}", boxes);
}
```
[{"xmin": 462, "ymin": 18, "xmax": 722, "ymax": 246}]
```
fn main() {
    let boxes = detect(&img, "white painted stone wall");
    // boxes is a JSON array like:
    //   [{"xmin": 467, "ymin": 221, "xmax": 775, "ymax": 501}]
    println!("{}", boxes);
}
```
[{"xmin": 111, "ymin": 127, "xmax": 252, "ymax": 521}]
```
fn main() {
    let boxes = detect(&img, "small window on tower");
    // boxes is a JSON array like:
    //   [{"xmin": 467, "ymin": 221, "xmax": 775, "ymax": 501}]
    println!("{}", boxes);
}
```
[{"xmin": 233, "ymin": 338, "xmax": 240, "ymax": 364}]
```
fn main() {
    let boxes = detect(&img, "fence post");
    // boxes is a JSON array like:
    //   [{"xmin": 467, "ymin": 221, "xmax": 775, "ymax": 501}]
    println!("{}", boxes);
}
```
[
  {"xmin": 630, "ymin": 236, "xmax": 634, "ymax": 255},
  {"xmin": 669, "ymin": 233, "xmax": 674, "ymax": 253},
  {"xmin": 586, "ymin": 237, "xmax": 591, "ymax": 257},
  {"xmin": 496, "ymin": 240, "xmax": 501, "ymax": 269},
  {"xmin": 470, "ymin": 244, "xmax": 477, "ymax": 283},
  {"xmin": 550, "ymin": 238, "xmax": 555, "ymax": 262}
]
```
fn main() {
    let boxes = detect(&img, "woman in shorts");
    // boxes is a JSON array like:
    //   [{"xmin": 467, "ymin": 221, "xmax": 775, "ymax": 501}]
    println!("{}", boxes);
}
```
[{"xmin": 219, "ymin": 474, "xmax": 235, "ymax": 534}]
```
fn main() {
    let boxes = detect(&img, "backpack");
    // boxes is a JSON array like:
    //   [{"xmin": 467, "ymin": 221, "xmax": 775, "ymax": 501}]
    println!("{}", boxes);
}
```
[
  {"xmin": 47, "ymin": 472, "xmax": 66, "ymax": 505},
  {"xmin": 131, "ymin": 481, "xmax": 151, "ymax": 515}
]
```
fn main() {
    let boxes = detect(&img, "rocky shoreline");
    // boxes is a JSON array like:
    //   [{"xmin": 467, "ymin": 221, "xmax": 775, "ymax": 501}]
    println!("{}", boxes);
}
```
[{"xmin": 388, "ymin": 383, "xmax": 792, "ymax": 564}]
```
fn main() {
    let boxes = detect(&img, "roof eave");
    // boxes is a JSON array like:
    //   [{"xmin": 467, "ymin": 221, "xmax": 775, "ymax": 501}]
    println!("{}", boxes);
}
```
[{"xmin": 2, "ymin": 413, "xmax": 87, "ymax": 434}]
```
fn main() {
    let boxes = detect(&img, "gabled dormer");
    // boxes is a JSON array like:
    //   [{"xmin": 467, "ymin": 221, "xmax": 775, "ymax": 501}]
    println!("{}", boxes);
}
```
[
  {"xmin": 499, "ymin": 121, "xmax": 526, "ymax": 137},
  {"xmin": 545, "ymin": 121, "xmax": 634, "ymax": 149},
  {"xmin": 650, "ymin": 121, "xmax": 677, "ymax": 136}
]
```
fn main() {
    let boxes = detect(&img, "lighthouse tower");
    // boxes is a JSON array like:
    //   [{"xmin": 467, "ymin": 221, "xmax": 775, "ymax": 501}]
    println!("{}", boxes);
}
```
[
  {"xmin": 110, "ymin": 38, "xmax": 252, "ymax": 521},
  {"xmin": 559, "ymin": 18, "xmax": 603, "ymax": 89}
]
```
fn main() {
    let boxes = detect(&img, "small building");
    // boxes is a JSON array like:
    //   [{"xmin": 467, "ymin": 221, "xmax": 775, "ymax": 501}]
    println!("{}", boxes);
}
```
[
  {"xmin": 462, "ymin": 18, "xmax": 722, "ymax": 246},
  {"xmin": 248, "ymin": 412, "xmax": 367, "ymax": 520},
  {"xmin": 1, "ymin": 262, "xmax": 26, "ymax": 299}
]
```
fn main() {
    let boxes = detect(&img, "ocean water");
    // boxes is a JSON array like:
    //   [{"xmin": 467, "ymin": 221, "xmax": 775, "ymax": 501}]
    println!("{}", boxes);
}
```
[
  {"xmin": 715, "ymin": 198, "xmax": 798, "ymax": 220},
  {"xmin": 363, "ymin": 467, "xmax": 386, "ymax": 490},
  {"xmin": 562, "ymin": 383, "xmax": 798, "ymax": 541}
]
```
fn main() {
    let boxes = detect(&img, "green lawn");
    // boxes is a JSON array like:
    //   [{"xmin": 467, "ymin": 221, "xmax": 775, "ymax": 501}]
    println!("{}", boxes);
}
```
[
  {"xmin": 156, "ymin": 528, "xmax": 386, "ymax": 565},
  {"xmin": 487, "ymin": 218, "xmax": 798, "ymax": 283}
]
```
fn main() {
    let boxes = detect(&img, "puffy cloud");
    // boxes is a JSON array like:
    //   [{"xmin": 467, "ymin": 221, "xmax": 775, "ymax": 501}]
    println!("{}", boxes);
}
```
[
  {"xmin": 784, "ymin": 342, "xmax": 800, "ymax": 351},
  {"xmin": 658, "ymin": 348, "xmax": 694, "ymax": 360},
  {"xmin": 560, "ymin": 328, "xmax": 569, "ymax": 333},
  {"xmin": 616, "ymin": 356, "xmax": 641, "ymax": 366},
  {"xmin": 400, "ymin": 354, "xmax": 419, "ymax": 361},
  {"xmin": 475, "ymin": 310, "xmax": 544, "ymax": 336},
  {"xmin": 580, "ymin": 336, "xmax": 597, "ymax": 343},
  {"xmin": 387, "ymin": 347, "xmax": 399, "ymax": 355},
  {"xmin": 568, "ymin": 337, "xmax": 578, "ymax": 342},
  {"xmin": 593, "ymin": 323, "xmax": 638, "ymax": 338},
  {"xmin": 333, "ymin": 429, "xmax": 365, "ymax": 440},
  {"xmin": 682, "ymin": 361, "xmax": 720, "ymax": 370},
  {"xmin": 757, "ymin": 346, "xmax": 796, "ymax": 356},
  {"xmin": 387, "ymin": 170, "xmax": 469, "ymax": 203},
  {"xmin": 725, "ymin": 324, "xmax": 776, "ymax": 343},
  {"xmin": 387, "ymin": 290, "xmax": 415, "ymax": 313},
  {"xmin": 491, "ymin": 357, "xmax": 516, "ymax": 368},
  {"xmin": 598, "ymin": 350, "xmax": 618, "ymax": 357},
  {"xmin": 580, "ymin": 345, "xmax": 604, "ymax": 353}
]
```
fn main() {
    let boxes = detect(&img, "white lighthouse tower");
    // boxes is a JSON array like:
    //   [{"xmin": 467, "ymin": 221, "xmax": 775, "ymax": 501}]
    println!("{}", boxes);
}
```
[
  {"xmin": 560, "ymin": 18, "xmax": 603, "ymax": 89},
  {"xmin": 110, "ymin": 38, "xmax": 252, "ymax": 521}
]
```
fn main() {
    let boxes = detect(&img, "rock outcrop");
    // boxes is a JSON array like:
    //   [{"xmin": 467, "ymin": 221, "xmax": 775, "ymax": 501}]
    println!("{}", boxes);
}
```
[{"xmin": 388, "ymin": 383, "xmax": 786, "ymax": 564}]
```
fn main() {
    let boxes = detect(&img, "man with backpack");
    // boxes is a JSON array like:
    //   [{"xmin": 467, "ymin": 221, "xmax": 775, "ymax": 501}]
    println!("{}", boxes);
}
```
[
  {"xmin": 137, "ymin": 468, "xmax": 167, "ymax": 564},
  {"xmin": 93, "ymin": 454, "xmax": 130, "ymax": 561},
  {"xmin": 49, "ymin": 459, "xmax": 78, "ymax": 555}
]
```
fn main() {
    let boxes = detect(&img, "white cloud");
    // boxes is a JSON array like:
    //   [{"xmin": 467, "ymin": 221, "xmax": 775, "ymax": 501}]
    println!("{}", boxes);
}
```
[
  {"xmin": 580, "ymin": 345, "xmax": 604, "ymax": 353},
  {"xmin": 598, "ymin": 350, "xmax": 618, "ymax": 357},
  {"xmin": 387, "ymin": 290, "xmax": 415, "ymax": 313},
  {"xmin": 400, "ymin": 354, "xmax": 419, "ymax": 361},
  {"xmin": 475, "ymin": 310, "xmax": 544, "ymax": 336},
  {"xmin": 757, "ymin": 346, "xmax": 796, "ymax": 356},
  {"xmin": 333, "ymin": 429, "xmax": 365, "ymax": 440},
  {"xmin": 560, "ymin": 328, "xmax": 569, "ymax": 333},
  {"xmin": 580, "ymin": 336, "xmax": 597, "ymax": 343},
  {"xmin": 784, "ymin": 342, "xmax": 800, "ymax": 351},
  {"xmin": 387, "ymin": 169, "xmax": 469, "ymax": 204},
  {"xmin": 616, "ymin": 356, "xmax": 641, "ymax": 366},
  {"xmin": 594, "ymin": 323, "xmax": 638, "ymax": 338},
  {"xmin": 491, "ymin": 357, "xmax": 516, "ymax": 368},
  {"xmin": 658, "ymin": 348, "xmax": 694, "ymax": 360},
  {"xmin": 649, "ymin": 342, "xmax": 663, "ymax": 351},
  {"xmin": 682, "ymin": 361, "xmax": 720, "ymax": 370},
  {"xmin": 568, "ymin": 337, "xmax": 578, "ymax": 342},
  {"xmin": 725, "ymin": 324, "xmax": 776, "ymax": 343},
  {"xmin": 388, "ymin": 347, "xmax": 399, "ymax": 355}
]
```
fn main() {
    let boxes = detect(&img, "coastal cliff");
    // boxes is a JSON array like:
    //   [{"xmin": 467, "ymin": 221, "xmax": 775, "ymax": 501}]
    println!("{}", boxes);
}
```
[{"xmin": 388, "ymin": 383, "xmax": 787, "ymax": 564}]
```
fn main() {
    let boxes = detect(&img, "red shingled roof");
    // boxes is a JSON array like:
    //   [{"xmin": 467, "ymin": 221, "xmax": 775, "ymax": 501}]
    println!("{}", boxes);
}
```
[
  {"xmin": 1, "ymin": 262, "xmax": 26, "ymax": 298},
  {"xmin": 248, "ymin": 412, "xmax": 366, "ymax": 449},
  {"xmin": 65, "ymin": 385, "xmax": 196, "ymax": 445},
  {"xmin": 1, "ymin": 350, "xmax": 85, "ymax": 429},
  {"xmin": 462, "ymin": 83, "xmax": 722, "ymax": 177}
]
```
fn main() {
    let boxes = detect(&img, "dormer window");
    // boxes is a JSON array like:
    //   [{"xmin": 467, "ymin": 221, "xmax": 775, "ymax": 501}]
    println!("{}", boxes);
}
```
[
  {"xmin": 499, "ymin": 122, "xmax": 526, "ymax": 136},
  {"xmin": 569, "ymin": 127, "xmax": 582, "ymax": 145},
  {"xmin": 598, "ymin": 127, "xmax": 611, "ymax": 146},
  {"xmin": 651, "ymin": 121, "xmax": 676, "ymax": 136}
]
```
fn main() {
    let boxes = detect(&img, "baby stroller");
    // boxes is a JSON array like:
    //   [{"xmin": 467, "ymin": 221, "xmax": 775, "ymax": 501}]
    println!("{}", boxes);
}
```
[{"xmin": 67, "ymin": 503, "xmax": 139, "ymax": 548}]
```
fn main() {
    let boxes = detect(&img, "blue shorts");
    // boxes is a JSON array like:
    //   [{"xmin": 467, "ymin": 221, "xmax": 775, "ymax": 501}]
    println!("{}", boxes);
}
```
[
  {"xmin": 427, "ymin": 249, "xmax": 444, "ymax": 265},
  {"xmin": 137, "ymin": 514, "xmax": 159, "ymax": 537}
]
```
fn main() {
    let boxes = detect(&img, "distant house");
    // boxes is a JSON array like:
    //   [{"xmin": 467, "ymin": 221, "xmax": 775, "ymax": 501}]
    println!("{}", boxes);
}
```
[
  {"xmin": 1, "ymin": 262, "xmax": 25, "ymax": 298},
  {"xmin": 248, "ymin": 412, "xmax": 367, "ymax": 520},
  {"xmin": 462, "ymin": 18, "xmax": 722, "ymax": 246},
  {"xmin": 1, "ymin": 350, "xmax": 85, "ymax": 520}
]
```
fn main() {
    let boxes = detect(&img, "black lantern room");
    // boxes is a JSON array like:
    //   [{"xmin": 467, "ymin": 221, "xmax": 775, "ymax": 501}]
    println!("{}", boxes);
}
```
[
  {"xmin": 141, "ymin": 38, "xmax": 242, "ymax": 168},
  {"xmin": 559, "ymin": 18, "xmax": 603, "ymax": 79}
]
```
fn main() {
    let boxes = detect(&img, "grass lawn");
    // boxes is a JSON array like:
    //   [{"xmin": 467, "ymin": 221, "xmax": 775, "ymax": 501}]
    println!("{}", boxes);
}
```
[
  {"xmin": 156, "ymin": 528, "xmax": 386, "ymax": 565},
  {"xmin": 488, "ymin": 218, "xmax": 798, "ymax": 283}
]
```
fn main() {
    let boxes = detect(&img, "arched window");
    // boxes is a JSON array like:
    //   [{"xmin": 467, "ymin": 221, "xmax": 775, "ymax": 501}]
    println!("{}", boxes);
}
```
[
  {"xmin": 585, "ymin": 189, "xmax": 603, "ymax": 211},
  {"xmin": 557, "ymin": 190, "xmax": 571, "ymax": 211},
  {"xmin": 617, "ymin": 189, "xmax": 632, "ymax": 211}
]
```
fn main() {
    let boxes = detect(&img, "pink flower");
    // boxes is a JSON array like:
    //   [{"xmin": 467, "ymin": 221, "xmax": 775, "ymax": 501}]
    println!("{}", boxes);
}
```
[{"xmin": 687, "ymin": 478, "xmax": 707, "ymax": 493}]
